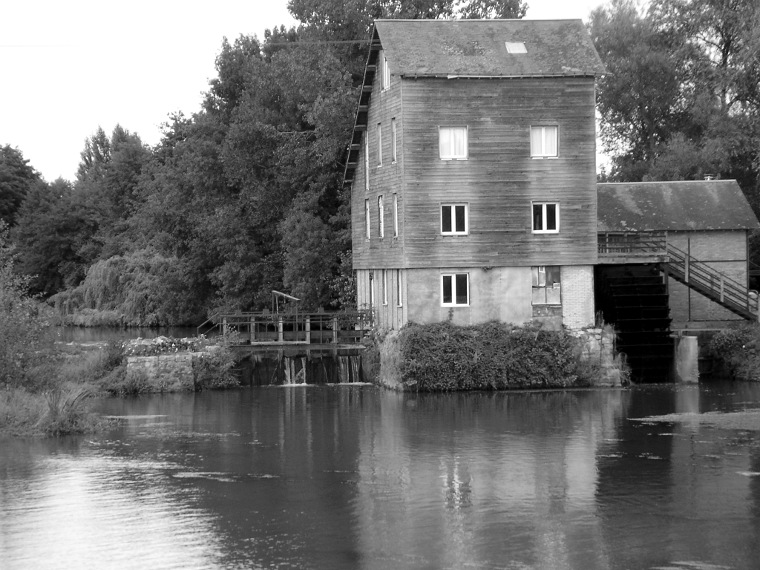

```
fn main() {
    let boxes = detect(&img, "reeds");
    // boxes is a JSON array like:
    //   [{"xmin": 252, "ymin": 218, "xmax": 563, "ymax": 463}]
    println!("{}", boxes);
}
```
[{"xmin": 40, "ymin": 385, "xmax": 95, "ymax": 435}]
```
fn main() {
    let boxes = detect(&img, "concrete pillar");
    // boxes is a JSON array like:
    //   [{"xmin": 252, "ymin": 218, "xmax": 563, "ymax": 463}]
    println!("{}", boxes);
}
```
[{"xmin": 674, "ymin": 335, "xmax": 699, "ymax": 383}]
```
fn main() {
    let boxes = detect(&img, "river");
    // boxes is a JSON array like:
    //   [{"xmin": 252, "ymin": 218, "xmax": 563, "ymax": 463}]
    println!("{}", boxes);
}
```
[{"xmin": 2, "ymin": 382, "xmax": 760, "ymax": 569}]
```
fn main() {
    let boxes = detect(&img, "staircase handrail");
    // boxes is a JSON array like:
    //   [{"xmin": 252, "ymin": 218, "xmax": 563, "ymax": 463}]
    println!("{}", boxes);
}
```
[{"xmin": 665, "ymin": 242, "xmax": 757, "ymax": 316}]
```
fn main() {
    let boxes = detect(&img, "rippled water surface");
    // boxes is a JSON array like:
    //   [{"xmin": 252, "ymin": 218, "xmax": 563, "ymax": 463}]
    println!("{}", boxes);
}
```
[{"xmin": 2, "ymin": 382, "xmax": 760, "ymax": 569}]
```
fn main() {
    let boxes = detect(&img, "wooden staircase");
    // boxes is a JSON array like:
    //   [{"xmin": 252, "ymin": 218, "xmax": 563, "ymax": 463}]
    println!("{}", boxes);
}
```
[{"xmin": 663, "ymin": 243, "xmax": 758, "ymax": 320}]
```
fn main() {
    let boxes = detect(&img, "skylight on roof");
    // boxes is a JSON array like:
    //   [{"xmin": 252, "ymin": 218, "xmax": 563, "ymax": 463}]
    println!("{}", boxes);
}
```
[{"xmin": 505, "ymin": 42, "xmax": 527, "ymax": 54}]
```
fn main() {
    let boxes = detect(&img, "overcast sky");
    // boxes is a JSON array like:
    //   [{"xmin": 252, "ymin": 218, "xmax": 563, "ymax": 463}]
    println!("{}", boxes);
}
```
[{"xmin": 1, "ymin": 0, "xmax": 606, "ymax": 182}]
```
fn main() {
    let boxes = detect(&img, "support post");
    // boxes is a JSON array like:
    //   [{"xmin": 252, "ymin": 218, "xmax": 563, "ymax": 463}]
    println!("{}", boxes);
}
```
[
  {"xmin": 333, "ymin": 317, "xmax": 339, "ymax": 344},
  {"xmin": 305, "ymin": 316, "xmax": 311, "ymax": 344},
  {"xmin": 278, "ymin": 318, "xmax": 284, "ymax": 343}
]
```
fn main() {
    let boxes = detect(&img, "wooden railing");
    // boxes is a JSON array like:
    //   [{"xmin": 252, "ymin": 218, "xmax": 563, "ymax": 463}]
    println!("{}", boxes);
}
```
[
  {"xmin": 198, "ymin": 310, "xmax": 374, "ymax": 345},
  {"xmin": 665, "ymin": 243, "xmax": 758, "ymax": 320},
  {"xmin": 598, "ymin": 232, "xmax": 667, "ymax": 259}
]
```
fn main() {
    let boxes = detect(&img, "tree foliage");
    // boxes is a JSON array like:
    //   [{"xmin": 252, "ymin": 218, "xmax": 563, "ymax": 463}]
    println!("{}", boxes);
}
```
[
  {"xmin": 7, "ymin": 1, "xmax": 528, "ymax": 325},
  {"xmin": 592, "ymin": 0, "xmax": 760, "ymax": 203},
  {"xmin": 0, "ymin": 145, "xmax": 41, "ymax": 227}
]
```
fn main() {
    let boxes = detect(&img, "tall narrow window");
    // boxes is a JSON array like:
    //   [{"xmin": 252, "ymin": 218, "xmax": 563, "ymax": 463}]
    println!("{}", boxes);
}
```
[
  {"xmin": 532, "ymin": 266, "xmax": 562, "ymax": 305},
  {"xmin": 441, "ymin": 204, "xmax": 468, "ymax": 235},
  {"xmin": 532, "ymin": 202, "xmax": 559, "ymax": 233},
  {"xmin": 365, "ymin": 199, "xmax": 371, "ymax": 239},
  {"xmin": 441, "ymin": 273, "xmax": 469, "ymax": 306},
  {"xmin": 382, "ymin": 270, "xmax": 388, "ymax": 305},
  {"xmin": 391, "ymin": 118, "xmax": 397, "ymax": 163},
  {"xmin": 369, "ymin": 272, "xmax": 374, "ymax": 307},
  {"xmin": 392, "ymin": 193, "xmax": 399, "ymax": 237},
  {"xmin": 439, "ymin": 127, "xmax": 468, "ymax": 160},
  {"xmin": 377, "ymin": 123, "xmax": 382, "ymax": 166},
  {"xmin": 364, "ymin": 134, "xmax": 369, "ymax": 190},
  {"xmin": 378, "ymin": 195, "xmax": 384, "ymax": 237},
  {"xmin": 396, "ymin": 269, "xmax": 403, "ymax": 307},
  {"xmin": 530, "ymin": 126, "xmax": 558, "ymax": 157},
  {"xmin": 381, "ymin": 52, "xmax": 390, "ymax": 90}
]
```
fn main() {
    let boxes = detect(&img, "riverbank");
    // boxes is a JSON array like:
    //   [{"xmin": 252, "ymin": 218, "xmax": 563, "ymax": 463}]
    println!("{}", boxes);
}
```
[
  {"xmin": 365, "ymin": 321, "xmax": 629, "ymax": 392},
  {"xmin": 0, "ymin": 336, "xmax": 237, "ymax": 437}
]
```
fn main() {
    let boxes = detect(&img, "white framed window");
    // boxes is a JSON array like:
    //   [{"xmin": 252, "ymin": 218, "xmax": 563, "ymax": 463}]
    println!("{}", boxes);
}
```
[
  {"xmin": 381, "ymin": 51, "xmax": 390, "ymax": 90},
  {"xmin": 505, "ymin": 42, "xmax": 527, "ymax": 54},
  {"xmin": 441, "ymin": 204, "xmax": 468, "ymax": 235},
  {"xmin": 391, "ymin": 118, "xmax": 397, "ymax": 163},
  {"xmin": 365, "ymin": 199, "xmax": 371, "ymax": 239},
  {"xmin": 532, "ymin": 202, "xmax": 559, "ymax": 234},
  {"xmin": 441, "ymin": 273, "xmax": 469, "ymax": 306},
  {"xmin": 392, "ymin": 193, "xmax": 398, "ymax": 237},
  {"xmin": 377, "ymin": 123, "xmax": 382, "ymax": 166},
  {"xmin": 532, "ymin": 266, "xmax": 562, "ymax": 305},
  {"xmin": 382, "ymin": 269, "xmax": 388, "ymax": 305},
  {"xmin": 530, "ymin": 126, "xmax": 558, "ymax": 158},
  {"xmin": 364, "ymin": 134, "xmax": 369, "ymax": 190},
  {"xmin": 439, "ymin": 126, "xmax": 468, "ymax": 160},
  {"xmin": 396, "ymin": 269, "xmax": 403, "ymax": 307},
  {"xmin": 378, "ymin": 195, "xmax": 384, "ymax": 237}
]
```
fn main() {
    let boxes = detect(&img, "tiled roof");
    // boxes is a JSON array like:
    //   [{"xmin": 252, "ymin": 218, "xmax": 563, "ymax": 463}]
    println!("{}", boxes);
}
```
[
  {"xmin": 375, "ymin": 19, "xmax": 605, "ymax": 77},
  {"xmin": 598, "ymin": 180, "xmax": 760, "ymax": 232}
]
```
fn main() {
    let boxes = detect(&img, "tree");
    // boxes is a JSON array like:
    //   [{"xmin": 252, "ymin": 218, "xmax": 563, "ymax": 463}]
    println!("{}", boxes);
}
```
[
  {"xmin": 0, "ymin": 221, "xmax": 52, "ymax": 386},
  {"xmin": 459, "ymin": 0, "xmax": 527, "ymax": 19},
  {"xmin": 589, "ymin": 0, "xmax": 685, "ymax": 180},
  {"xmin": 0, "ymin": 145, "xmax": 41, "ymax": 227}
]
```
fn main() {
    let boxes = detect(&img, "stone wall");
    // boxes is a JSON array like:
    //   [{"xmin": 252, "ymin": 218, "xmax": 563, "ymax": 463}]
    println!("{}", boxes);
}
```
[
  {"xmin": 572, "ymin": 326, "xmax": 627, "ymax": 387},
  {"xmin": 126, "ymin": 353, "xmax": 197, "ymax": 392}
]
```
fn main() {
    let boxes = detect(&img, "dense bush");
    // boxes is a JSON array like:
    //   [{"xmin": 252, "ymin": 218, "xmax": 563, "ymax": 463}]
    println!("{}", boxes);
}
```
[
  {"xmin": 707, "ymin": 324, "xmax": 760, "ymax": 382},
  {"xmin": 0, "ymin": 223, "xmax": 54, "ymax": 388},
  {"xmin": 397, "ymin": 321, "xmax": 587, "ymax": 392},
  {"xmin": 193, "ymin": 348, "xmax": 239, "ymax": 390}
]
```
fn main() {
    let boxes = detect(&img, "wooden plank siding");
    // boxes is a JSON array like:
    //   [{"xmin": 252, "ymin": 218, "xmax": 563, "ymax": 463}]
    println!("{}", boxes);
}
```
[
  {"xmin": 397, "ymin": 76, "xmax": 598, "ymax": 269},
  {"xmin": 351, "ymin": 60, "xmax": 406, "ymax": 270},
  {"xmin": 353, "ymin": 74, "xmax": 598, "ymax": 269}
]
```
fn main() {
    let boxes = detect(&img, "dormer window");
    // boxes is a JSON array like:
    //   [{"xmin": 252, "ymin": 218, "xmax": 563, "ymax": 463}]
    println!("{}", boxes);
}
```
[{"xmin": 505, "ymin": 42, "xmax": 527, "ymax": 54}]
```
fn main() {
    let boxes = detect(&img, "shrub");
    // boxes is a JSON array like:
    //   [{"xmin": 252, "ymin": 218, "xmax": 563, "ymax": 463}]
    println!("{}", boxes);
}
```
[
  {"xmin": 193, "ymin": 347, "xmax": 239, "ymax": 390},
  {"xmin": 396, "ymin": 321, "xmax": 586, "ymax": 391},
  {"xmin": 708, "ymin": 324, "xmax": 760, "ymax": 381},
  {"xmin": 0, "ymin": 223, "xmax": 54, "ymax": 388}
]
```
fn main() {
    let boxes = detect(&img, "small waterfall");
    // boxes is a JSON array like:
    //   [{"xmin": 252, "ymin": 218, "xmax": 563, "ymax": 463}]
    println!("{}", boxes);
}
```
[{"xmin": 246, "ymin": 350, "xmax": 363, "ymax": 385}]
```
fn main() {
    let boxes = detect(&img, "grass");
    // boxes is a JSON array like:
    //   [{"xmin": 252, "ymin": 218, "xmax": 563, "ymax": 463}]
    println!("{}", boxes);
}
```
[{"xmin": 1, "ymin": 341, "xmax": 126, "ymax": 437}]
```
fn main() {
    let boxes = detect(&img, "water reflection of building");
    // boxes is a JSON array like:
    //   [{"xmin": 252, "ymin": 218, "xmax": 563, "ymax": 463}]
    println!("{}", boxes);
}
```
[{"xmin": 353, "ymin": 390, "xmax": 626, "ymax": 568}]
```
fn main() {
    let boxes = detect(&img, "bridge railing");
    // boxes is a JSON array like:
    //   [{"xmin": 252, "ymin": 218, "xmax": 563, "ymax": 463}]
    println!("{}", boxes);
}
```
[
  {"xmin": 198, "ymin": 310, "xmax": 374, "ymax": 345},
  {"xmin": 598, "ymin": 232, "xmax": 668, "ymax": 259}
]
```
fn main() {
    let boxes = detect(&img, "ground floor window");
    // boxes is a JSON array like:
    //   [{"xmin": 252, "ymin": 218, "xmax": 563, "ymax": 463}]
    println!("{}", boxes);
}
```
[
  {"xmin": 441, "ymin": 273, "xmax": 469, "ymax": 306},
  {"xmin": 531, "ymin": 266, "xmax": 561, "ymax": 304}
]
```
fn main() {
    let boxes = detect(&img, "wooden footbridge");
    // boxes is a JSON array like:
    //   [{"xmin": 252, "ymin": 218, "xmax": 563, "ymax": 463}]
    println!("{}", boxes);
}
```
[{"xmin": 197, "ymin": 293, "xmax": 373, "ymax": 350}]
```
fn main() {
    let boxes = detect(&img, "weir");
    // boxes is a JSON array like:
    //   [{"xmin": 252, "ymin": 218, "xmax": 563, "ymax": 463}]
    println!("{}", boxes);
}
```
[{"xmin": 235, "ymin": 349, "xmax": 366, "ymax": 386}]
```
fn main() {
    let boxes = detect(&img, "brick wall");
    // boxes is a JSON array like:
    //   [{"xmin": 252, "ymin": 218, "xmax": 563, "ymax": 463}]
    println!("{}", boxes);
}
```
[{"xmin": 561, "ymin": 265, "xmax": 595, "ymax": 329}]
